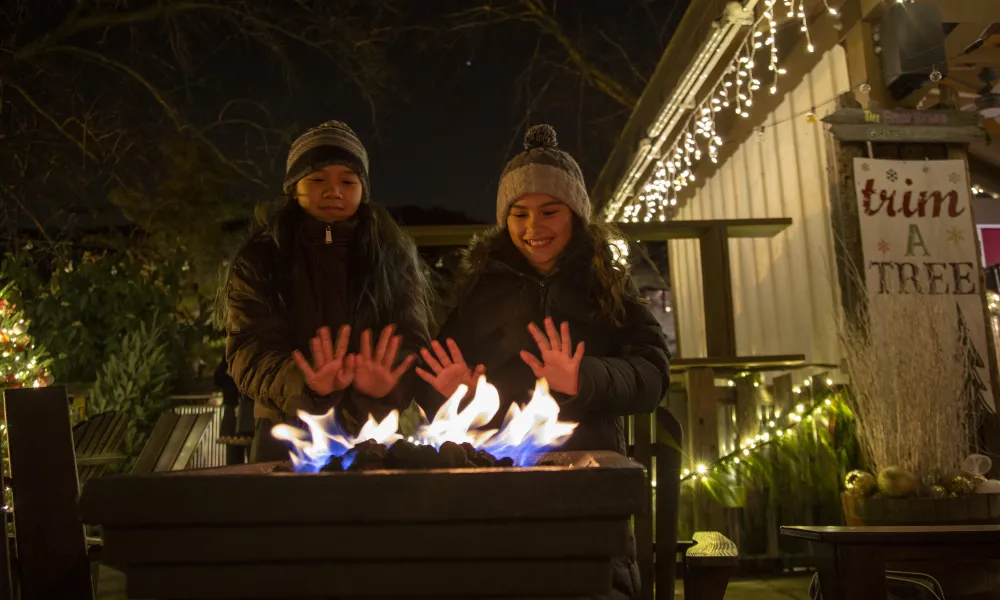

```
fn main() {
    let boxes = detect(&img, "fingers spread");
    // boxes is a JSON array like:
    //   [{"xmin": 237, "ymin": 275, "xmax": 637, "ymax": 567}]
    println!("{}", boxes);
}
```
[
  {"xmin": 431, "ymin": 340, "xmax": 453, "ymax": 367},
  {"xmin": 445, "ymin": 338, "xmax": 465, "ymax": 365},
  {"xmin": 334, "ymin": 325, "xmax": 351, "ymax": 360},
  {"xmin": 420, "ymin": 347, "xmax": 444, "ymax": 373},
  {"xmin": 310, "ymin": 336, "xmax": 325, "ymax": 369},
  {"xmin": 544, "ymin": 317, "xmax": 561, "ymax": 352},
  {"xmin": 560, "ymin": 321, "xmax": 572, "ymax": 355},
  {"xmin": 375, "ymin": 324, "xmax": 394, "ymax": 363},
  {"xmin": 360, "ymin": 329, "xmax": 373, "ymax": 361},
  {"xmin": 520, "ymin": 350, "xmax": 544, "ymax": 377},
  {"xmin": 391, "ymin": 354, "xmax": 416, "ymax": 380},
  {"xmin": 292, "ymin": 350, "xmax": 316, "ymax": 379},
  {"xmin": 527, "ymin": 322, "xmax": 551, "ymax": 353}
]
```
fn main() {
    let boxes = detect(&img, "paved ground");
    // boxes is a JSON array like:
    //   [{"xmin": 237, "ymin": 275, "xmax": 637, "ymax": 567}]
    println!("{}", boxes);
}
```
[{"xmin": 96, "ymin": 566, "xmax": 815, "ymax": 599}]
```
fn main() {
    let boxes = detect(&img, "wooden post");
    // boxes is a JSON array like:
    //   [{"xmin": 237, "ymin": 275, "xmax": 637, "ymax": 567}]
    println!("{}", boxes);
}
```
[
  {"xmin": 4, "ymin": 386, "xmax": 94, "ymax": 600},
  {"xmin": 654, "ymin": 408, "xmax": 683, "ymax": 600},
  {"xmin": 699, "ymin": 227, "xmax": 737, "ymax": 358},
  {"xmin": 631, "ymin": 413, "xmax": 653, "ymax": 600},
  {"xmin": 685, "ymin": 368, "xmax": 720, "ymax": 467}
]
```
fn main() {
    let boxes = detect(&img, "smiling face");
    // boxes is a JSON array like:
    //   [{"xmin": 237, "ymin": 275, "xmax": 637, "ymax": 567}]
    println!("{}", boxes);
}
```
[
  {"xmin": 506, "ymin": 193, "xmax": 574, "ymax": 275},
  {"xmin": 294, "ymin": 164, "xmax": 363, "ymax": 223}
]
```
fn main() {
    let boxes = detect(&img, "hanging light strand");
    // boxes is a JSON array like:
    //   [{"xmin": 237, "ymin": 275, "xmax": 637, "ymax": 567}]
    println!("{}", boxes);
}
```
[{"xmin": 617, "ymin": 1, "xmax": 831, "ymax": 221}]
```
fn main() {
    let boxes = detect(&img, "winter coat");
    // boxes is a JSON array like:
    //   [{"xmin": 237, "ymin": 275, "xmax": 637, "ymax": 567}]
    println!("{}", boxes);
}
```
[
  {"xmin": 225, "ymin": 207, "xmax": 431, "ymax": 433},
  {"xmin": 426, "ymin": 228, "xmax": 671, "ymax": 457}
]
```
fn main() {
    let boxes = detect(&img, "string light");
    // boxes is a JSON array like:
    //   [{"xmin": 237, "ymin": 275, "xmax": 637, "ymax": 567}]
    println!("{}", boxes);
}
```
[
  {"xmin": 681, "ymin": 384, "xmax": 843, "ymax": 483},
  {"xmin": 613, "ymin": 0, "xmax": 826, "ymax": 223}
]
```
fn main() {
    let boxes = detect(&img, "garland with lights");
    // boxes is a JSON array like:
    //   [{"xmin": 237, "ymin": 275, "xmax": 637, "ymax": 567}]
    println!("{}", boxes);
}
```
[{"xmin": 681, "ymin": 376, "xmax": 846, "ymax": 485}]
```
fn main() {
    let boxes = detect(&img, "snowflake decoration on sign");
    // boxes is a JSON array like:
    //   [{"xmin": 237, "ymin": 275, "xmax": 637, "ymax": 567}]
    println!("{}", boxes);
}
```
[
  {"xmin": 949, "ymin": 172, "xmax": 961, "ymax": 184},
  {"xmin": 877, "ymin": 240, "xmax": 890, "ymax": 254},
  {"xmin": 860, "ymin": 162, "xmax": 871, "ymax": 172},
  {"xmin": 886, "ymin": 169, "xmax": 898, "ymax": 182},
  {"xmin": 947, "ymin": 228, "xmax": 965, "ymax": 243}
]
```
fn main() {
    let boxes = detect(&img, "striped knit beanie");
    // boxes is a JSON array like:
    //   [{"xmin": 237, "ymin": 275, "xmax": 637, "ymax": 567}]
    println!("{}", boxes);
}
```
[
  {"xmin": 496, "ymin": 124, "xmax": 590, "ymax": 226},
  {"xmin": 283, "ymin": 120, "xmax": 370, "ymax": 201}
]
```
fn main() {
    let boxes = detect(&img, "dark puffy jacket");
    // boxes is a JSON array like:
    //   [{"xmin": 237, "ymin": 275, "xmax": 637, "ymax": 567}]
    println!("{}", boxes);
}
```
[
  {"xmin": 426, "ymin": 228, "xmax": 671, "ymax": 456},
  {"xmin": 225, "ymin": 207, "xmax": 431, "ymax": 432}
]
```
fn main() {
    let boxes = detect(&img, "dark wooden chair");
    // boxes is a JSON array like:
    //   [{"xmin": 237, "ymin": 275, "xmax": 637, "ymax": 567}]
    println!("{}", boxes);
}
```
[
  {"xmin": 85, "ymin": 410, "xmax": 214, "ymax": 590},
  {"xmin": 131, "ymin": 411, "xmax": 215, "ymax": 474},
  {"xmin": 630, "ymin": 406, "xmax": 739, "ymax": 600},
  {"xmin": 72, "ymin": 412, "xmax": 129, "ymax": 486}
]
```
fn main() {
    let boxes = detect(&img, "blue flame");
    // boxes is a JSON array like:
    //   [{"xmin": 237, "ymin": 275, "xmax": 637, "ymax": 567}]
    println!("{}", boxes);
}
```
[{"xmin": 270, "ymin": 409, "xmax": 359, "ymax": 473}]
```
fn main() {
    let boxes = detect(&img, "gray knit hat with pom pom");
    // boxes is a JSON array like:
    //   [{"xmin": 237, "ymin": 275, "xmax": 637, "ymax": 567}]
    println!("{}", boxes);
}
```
[{"xmin": 496, "ymin": 124, "xmax": 591, "ymax": 226}]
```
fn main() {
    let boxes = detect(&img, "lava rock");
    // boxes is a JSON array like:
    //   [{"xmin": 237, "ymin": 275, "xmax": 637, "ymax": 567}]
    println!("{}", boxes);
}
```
[
  {"xmin": 385, "ymin": 439, "xmax": 422, "ymax": 469},
  {"xmin": 439, "ymin": 441, "xmax": 471, "ymax": 468},
  {"xmin": 345, "ymin": 440, "xmax": 389, "ymax": 471},
  {"xmin": 319, "ymin": 456, "xmax": 344, "ymax": 472}
]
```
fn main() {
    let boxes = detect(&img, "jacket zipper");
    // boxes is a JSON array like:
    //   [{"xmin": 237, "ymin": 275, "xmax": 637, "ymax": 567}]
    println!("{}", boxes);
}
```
[
  {"xmin": 325, "ymin": 225, "xmax": 332, "ymax": 244},
  {"xmin": 492, "ymin": 261, "xmax": 550, "ymax": 316}
]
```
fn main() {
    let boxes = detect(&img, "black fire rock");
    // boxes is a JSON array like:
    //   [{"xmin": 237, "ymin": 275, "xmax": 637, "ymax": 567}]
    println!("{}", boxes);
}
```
[{"xmin": 330, "ymin": 440, "xmax": 514, "ymax": 472}]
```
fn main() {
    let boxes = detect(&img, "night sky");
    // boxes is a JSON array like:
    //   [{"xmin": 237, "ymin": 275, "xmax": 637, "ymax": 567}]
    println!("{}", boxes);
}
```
[
  {"xmin": 231, "ymin": 1, "xmax": 687, "ymax": 223},
  {"xmin": 3, "ymin": 1, "xmax": 687, "ymax": 231}
]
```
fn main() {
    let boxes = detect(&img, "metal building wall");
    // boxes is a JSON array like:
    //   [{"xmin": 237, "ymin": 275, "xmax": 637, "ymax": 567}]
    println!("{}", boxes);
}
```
[{"xmin": 669, "ymin": 45, "xmax": 850, "ymax": 364}]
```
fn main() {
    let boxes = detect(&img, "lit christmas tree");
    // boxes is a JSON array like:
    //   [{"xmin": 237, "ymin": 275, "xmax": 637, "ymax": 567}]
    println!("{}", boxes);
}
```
[
  {"xmin": 0, "ymin": 283, "xmax": 52, "ymax": 523},
  {"xmin": 0, "ymin": 283, "xmax": 52, "ymax": 391}
]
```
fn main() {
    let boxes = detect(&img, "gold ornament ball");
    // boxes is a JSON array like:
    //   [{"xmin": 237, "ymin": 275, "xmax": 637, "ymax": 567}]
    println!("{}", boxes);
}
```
[
  {"xmin": 877, "ymin": 466, "xmax": 918, "ymax": 498},
  {"xmin": 928, "ymin": 485, "xmax": 948, "ymax": 499},
  {"xmin": 947, "ymin": 474, "xmax": 976, "ymax": 496},
  {"xmin": 844, "ymin": 470, "xmax": 877, "ymax": 497}
]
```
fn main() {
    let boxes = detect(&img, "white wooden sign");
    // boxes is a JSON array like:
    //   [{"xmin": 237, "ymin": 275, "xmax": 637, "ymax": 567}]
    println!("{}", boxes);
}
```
[{"xmin": 853, "ymin": 158, "xmax": 996, "ymax": 413}]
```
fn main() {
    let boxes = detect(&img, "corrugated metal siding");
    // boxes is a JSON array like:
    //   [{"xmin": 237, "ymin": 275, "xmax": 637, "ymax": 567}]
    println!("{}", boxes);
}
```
[
  {"xmin": 669, "ymin": 45, "xmax": 849, "ymax": 363},
  {"xmin": 173, "ymin": 402, "xmax": 226, "ymax": 470}
]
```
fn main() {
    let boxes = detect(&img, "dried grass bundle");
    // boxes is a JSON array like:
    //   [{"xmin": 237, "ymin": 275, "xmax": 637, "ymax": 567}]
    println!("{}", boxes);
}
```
[{"xmin": 839, "ymin": 294, "xmax": 975, "ymax": 482}]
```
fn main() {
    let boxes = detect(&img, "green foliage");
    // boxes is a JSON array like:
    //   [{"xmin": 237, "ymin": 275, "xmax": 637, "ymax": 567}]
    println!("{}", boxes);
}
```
[
  {"xmin": 689, "ymin": 389, "xmax": 861, "ymax": 511},
  {"xmin": 89, "ymin": 319, "xmax": 172, "ymax": 459},
  {"xmin": 0, "ymin": 246, "xmax": 219, "ymax": 385}
]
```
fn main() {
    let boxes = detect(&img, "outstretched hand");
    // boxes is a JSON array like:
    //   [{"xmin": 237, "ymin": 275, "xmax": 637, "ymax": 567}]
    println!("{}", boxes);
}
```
[
  {"xmin": 520, "ymin": 317, "xmax": 584, "ymax": 396},
  {"xmin": 293, "ymin": 325, "xmax": 356, "ymax": 396},
  {"xmin": 353, "ymin": 324, "xmax": 415, "ymax": 399},
  {"xmin": 415, "ymin": 338, "xmax": 485, "ymax": 398}
]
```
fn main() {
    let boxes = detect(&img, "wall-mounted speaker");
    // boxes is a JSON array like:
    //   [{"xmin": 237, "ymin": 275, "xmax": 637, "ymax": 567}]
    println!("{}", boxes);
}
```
[{"xmin": 880, "ymin": 2, "xmax": 949, "ymax": 101}]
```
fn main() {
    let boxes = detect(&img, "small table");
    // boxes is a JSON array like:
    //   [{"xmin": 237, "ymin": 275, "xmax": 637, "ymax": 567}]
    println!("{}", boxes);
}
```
[{"xmin": 781, "ymin": 525, "xmax": 1000, "ymax": 599}]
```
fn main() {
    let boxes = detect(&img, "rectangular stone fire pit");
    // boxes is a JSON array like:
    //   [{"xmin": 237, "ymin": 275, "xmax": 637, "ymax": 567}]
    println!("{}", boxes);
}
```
[{"xmin": 80, "ymin": 450, "xmax": 647, "ymax": 599}]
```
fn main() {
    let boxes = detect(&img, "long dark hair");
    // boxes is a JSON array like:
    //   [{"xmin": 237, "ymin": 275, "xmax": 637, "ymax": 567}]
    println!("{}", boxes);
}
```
[
  {"xmin": 216, "ymin": 195, "xmax": 436, "ymax": 342},
  {"xmin": 451, "ymin": 216, "xmax": 640, "ymax": 326}
]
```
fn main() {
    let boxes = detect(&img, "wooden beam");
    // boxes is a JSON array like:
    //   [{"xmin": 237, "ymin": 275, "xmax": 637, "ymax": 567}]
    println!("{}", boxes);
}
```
[
  {"xmin": 669, "ymin": 355, "xmax": 809, "ymax": 373},
  {"xmin": 945, "ymin": 23, "xmax": 992, "ymax": 64},
  {"xmin": 407, "ymin": 219, "xmax": 792, "ymax": 247}
]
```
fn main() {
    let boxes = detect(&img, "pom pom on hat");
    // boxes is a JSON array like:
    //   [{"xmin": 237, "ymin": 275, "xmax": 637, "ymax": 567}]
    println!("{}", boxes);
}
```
[
  {"xmin": 497, "ymin": 124, "xmax": 591, "ymax": 226},
  {"xmin": 524, "ymin": 124, "xmax": 558, "ymax": 150}
]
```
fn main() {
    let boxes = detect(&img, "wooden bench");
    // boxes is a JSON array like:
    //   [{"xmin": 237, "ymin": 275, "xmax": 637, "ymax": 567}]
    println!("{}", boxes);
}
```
[{"xmin": 72, "ymin": 412, "xmax": 128, "ymax": 486}]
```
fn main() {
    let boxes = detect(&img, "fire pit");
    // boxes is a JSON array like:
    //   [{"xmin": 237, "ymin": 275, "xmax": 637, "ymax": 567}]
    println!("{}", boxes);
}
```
[{"xmin": 81, "ymin": 450, "xmax": 646, "ymax": 599}]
